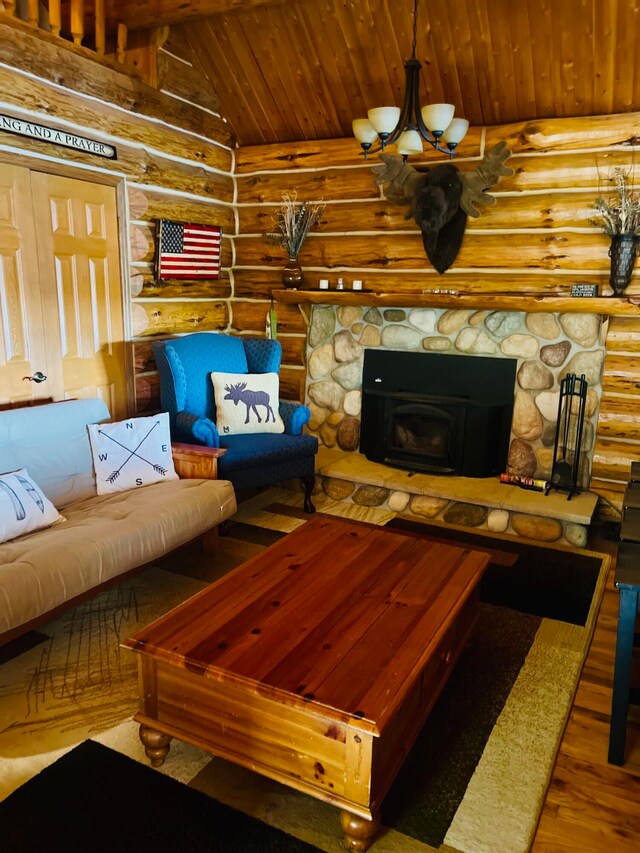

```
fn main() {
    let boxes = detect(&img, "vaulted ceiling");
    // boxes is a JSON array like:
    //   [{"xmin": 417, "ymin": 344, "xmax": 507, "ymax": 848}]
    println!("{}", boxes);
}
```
[{"xmin": 97, "ymin": 0, "xmax": 640, "ymax": 147}]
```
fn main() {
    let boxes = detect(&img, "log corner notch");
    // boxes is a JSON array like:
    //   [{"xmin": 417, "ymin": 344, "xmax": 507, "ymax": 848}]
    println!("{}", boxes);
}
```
[{"xmin": 0, "ymin": 15, "xmax": 234, "ymax": 147}]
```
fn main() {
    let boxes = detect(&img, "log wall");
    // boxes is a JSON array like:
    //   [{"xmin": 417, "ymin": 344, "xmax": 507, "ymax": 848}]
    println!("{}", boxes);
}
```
[
  {"xmin": 0, "ymin": 21, "xmax": 236, "ymax": 419},
  {"xmin": 233, "ymin": 116, "xmax": 640, "ymax": 514}
]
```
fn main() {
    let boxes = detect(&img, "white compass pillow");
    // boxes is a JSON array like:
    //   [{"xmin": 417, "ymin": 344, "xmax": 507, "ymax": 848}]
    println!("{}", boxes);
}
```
[
  {"xmin": 211, "ymin": 371, "xmax": 285, "ymax": 436},
  {"xmin": 88, "ymin": 412, "xmax": 178, "ymax": 495}
]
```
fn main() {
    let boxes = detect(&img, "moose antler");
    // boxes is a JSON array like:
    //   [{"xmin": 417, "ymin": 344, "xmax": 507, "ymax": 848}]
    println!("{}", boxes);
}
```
[
  {"xmin": 371, "ymin": 155, "xmax": 423, "ymax": 206},
  {"xmin": 460, "ymin": 141, "xmax": 514, "ymax": 217}
]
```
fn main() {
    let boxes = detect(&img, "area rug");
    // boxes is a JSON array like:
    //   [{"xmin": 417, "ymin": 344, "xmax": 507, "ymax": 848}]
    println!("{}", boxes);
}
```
[
  {"xmin": 0, "ymin": 739, "xmax": 321, "ymax": 853},
  {"xmin": 0, "ymin": 567, "xmax": 206, "ymax": 761},
  {"xmin": 0, "ymin": 488, "xmax": 610, "ymax": 853}
]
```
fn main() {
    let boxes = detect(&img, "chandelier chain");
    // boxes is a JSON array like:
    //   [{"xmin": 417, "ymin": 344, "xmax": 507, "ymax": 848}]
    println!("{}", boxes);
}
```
[{"xmin": 411, "ymin": 0, "xmax": 419, "ymax": 59}]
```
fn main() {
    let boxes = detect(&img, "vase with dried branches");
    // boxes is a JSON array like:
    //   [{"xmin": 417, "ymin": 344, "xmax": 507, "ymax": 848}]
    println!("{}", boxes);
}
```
[
  {"xmin": 592, "ymin": 169, "xmax": 640, "ymax": 296},
  {"xmin": 267, "ymin": 193, "xmax": 325, "ymax": 288}
]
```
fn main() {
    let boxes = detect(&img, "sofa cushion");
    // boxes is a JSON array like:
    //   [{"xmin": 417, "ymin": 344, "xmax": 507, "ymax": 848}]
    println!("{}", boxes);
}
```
[
  {"xmin": 0, "ymin": 469, "xmax": 62, "ymax": 544},
  {"xmin": 0, "ymin": 399, "xmax": 110, "ymax": 509},
  {"xmin": 0, "ymin": 478, "xmax": 236, "ymax": 637},
  {"xmin": 218, "ymin": 432, "xmax": 318, "ymax": 473},
  {"xmin": 88, "ymin": 413, "xmax": 178, "ymax": 495}
]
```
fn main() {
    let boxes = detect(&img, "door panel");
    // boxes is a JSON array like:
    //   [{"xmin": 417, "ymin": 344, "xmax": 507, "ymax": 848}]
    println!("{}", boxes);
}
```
[
  {"xmin": 0, "ymin": 164, "xmax": 49, "ymax": 404},
  {"xmin": 32, "ymin": 172, "xmax": 127, "ymax": 420}
]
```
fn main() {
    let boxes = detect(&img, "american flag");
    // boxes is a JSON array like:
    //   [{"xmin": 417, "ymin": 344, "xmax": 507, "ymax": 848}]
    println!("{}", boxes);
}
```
[{"xmin": 156, "ymin": 220, "xmax": 222, "ymax": 280}]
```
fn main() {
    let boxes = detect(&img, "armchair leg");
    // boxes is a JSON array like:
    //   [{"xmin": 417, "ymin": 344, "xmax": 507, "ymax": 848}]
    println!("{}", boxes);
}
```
[{"xmin": 301, "ymin": 476, "xmax": 316, "ymax": 514}]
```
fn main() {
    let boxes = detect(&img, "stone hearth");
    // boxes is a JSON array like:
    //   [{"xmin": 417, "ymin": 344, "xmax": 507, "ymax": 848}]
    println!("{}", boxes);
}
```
[{"xmin": 314, "ymin": 446, "xmax": 598, "ymax": 547}]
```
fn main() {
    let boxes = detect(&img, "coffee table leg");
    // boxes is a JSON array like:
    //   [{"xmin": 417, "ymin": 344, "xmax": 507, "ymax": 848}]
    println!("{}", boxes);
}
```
[
  {"xmin": 139, "ymin": 723, "xmax": 172, "ymax": 767},
  {"xmin": 340, "ymin": 810, "xmax": 380, "ymax": 851}
]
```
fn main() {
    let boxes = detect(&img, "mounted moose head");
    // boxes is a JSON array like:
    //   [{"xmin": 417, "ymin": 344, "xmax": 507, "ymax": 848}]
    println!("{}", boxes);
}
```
[{"xmin": 372, "ymin": 141, "xmax": 514, "ymax": 274}]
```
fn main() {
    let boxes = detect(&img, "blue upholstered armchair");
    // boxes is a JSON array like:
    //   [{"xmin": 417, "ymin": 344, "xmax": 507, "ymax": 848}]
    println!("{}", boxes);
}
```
[{"xmin": 153, "ymin": 333, "xmax": 318, "ymax": 512}]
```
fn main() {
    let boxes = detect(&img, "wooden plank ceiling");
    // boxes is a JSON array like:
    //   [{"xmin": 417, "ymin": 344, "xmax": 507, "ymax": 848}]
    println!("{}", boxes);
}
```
[{"xmin": 98, "ymin": 0, "xmax": 640, "ymax": 147}]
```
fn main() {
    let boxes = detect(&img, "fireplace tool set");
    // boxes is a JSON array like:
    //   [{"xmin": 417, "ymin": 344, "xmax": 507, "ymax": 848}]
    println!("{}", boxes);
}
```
[{"xmin": 545, "ymin": 372, "xmax": 588, "ymax": 500}]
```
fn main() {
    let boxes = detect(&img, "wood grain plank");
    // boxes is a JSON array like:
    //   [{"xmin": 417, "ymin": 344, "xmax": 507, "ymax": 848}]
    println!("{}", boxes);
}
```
[
  {"xmin": 239, "ymin": 192, "xmax": 604, "ymax": 235},
  {"xmin": 279, "ymin": 366, "xmax": 304, "ymax": 402},
  {"xmin": 232, "ymin": 268, "xmax": 614, "ymax": 299},
  {"xmin": 230, "ymin": 300, "xmax": 305, "ymax": 334},
  {"xmin": 214, "ymin": 531, "xmax": 423, "ymax": 682},
  {"xmin": 125, "ymin": 516, "xmax": 376, "ymax": 661},
  {"xmin": 139, "ymin": 274, "xmax": 232, "ymax": 300},
  {"xmin": 603, "ymin": 316, "xmax": 640, "ymax": 352},
  {"xmin": 591, "ymin": 437, "xmax": 640, "ymax": 482},
  {"xmin": 127, "ymin": 188, "xmax": 235, "ymax": 232},
  {"xmin": 132, "ymin": 301, "xmax": 229, "ymax": 336},
  {"xmin": 235, "ymin": 232, "xmax": 611, "ymax": 272}
]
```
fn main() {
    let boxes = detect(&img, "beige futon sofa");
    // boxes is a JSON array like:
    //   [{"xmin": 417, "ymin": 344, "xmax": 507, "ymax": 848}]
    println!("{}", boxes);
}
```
[{"xmin": 0, "ymin": 398, "xmax": 236, "ymax": 643}]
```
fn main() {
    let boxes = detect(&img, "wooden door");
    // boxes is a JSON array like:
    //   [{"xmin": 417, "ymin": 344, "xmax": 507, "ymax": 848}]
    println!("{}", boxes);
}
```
[
  {"xmin": 31, "ymin": 172, "xmax": 128, "ymax": 420},
  {"xmin": 0, "ymin": 164, "xmax": 50, "ymax": 405}
]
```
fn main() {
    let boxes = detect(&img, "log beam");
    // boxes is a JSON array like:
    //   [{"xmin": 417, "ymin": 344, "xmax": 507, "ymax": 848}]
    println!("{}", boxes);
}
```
[
  {"xmin": 0, "ymin": 65, "xmax": 232, "ymax": 173},
  {"xmin": 77, "ymin": 1, "xmax": 305, "ymax": 33},
  {"xmin": 0, "ymin": 18, "xmax": 233, "ymax": 145},
  {"xmin": 271, "ymin": 289, "xmax": 640, "ymax": 317}
]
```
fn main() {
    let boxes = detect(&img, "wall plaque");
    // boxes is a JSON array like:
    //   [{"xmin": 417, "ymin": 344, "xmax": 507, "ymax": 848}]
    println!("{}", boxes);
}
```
[
  {"xmin": 0, "ymin": 114, "xmax": 117, "ymax": 160},
  {"xmin": 570, "ymin": 283, "xmax": 599, "ymax": 297}
]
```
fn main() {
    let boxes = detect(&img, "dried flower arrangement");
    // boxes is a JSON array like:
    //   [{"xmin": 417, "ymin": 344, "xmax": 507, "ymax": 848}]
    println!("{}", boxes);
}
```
[
  {"xmin": 592, "ymin": 169, "xmax": 640, "ymax": 235},
  {"xmin": 267, "ymin": 192, "xmax": 325, "ymax": 259}
]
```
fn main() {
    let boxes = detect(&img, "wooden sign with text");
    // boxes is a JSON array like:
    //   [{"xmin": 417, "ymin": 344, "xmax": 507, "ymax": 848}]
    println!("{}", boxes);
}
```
[{"xmin": 0, "ymin": 114, "xmax": 117, "ymax": 160}]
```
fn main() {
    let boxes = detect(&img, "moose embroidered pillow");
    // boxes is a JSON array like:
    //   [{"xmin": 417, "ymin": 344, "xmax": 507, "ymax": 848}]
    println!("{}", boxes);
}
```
[
  {"xmin": 88, "ymin": 412, "xmax": 178, "ymax": 495},
  {"xmin": 0, "ymin": 468, "xmax": 63, "ymax": 544},
  {"xmin": 211, "ymin": 372, "xmax": 285, "ymax": 436}
]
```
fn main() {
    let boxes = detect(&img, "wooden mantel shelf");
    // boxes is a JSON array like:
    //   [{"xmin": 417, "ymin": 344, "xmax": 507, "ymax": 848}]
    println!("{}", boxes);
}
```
[{"xmin": 273, "ymin": 289, "xmax": 640, "ymax": 316}]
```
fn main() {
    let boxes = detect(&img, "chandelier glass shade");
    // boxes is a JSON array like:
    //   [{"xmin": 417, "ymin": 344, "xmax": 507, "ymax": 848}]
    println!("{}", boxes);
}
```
[{"xmin": 352, "ymin": 0, "xmax": 469, "ymax": 159}]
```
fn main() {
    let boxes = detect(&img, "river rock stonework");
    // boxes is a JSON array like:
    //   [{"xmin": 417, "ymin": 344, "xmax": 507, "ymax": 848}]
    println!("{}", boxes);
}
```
[
  {"xmin": 313, "ymin": 472, "xmax": 589, "ymax": 547},
  {"xmin": 305, "ymin": 306, "xmax": 605, "ymax": 491}
]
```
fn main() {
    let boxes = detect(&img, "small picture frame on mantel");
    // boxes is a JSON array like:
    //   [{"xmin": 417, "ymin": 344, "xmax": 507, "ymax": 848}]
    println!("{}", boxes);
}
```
[{"xmin": 570, "ymin": 283, "xmax": 599, "ymax": 297}]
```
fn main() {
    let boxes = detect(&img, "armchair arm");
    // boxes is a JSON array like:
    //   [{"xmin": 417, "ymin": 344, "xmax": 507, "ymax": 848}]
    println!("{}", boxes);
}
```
[
  {"xmin": 279, "ymin": 401, "xmax": 311, "ymax": 436},
  {"xmin": 175, "ymin": 411, "xmax": 221, "ymax": 448},
  {"xmin": 172, "ymin": 443, "xmax": 226, "ymax": 480}
]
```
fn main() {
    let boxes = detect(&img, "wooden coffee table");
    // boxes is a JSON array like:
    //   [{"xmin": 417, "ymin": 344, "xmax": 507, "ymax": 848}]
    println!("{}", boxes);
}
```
[{"xmin": 123, "ymin": 514, "xmax": 488, "ymax": 850}]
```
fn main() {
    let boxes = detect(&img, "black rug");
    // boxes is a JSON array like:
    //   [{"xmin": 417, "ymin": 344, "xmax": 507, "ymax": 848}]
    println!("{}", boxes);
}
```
[
  {"xmin": 386, "ymin": 516, "xmax": 602, "ymax": 625},
  {"xmin": 0, "ymin": 740, "xmax": 321, "ymax": 853}
]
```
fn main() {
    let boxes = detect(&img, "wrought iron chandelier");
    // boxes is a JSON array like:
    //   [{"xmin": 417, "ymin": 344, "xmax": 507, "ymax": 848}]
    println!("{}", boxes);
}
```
[{"xmin": 352, "ymin": 0, "xmax": 468, "ymax": 159}]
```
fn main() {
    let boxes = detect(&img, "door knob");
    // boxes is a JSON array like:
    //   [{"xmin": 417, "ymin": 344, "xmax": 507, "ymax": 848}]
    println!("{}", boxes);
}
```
[{"xmin": 23, "ymin": 372, "xmax": 48, "ymax": 383}]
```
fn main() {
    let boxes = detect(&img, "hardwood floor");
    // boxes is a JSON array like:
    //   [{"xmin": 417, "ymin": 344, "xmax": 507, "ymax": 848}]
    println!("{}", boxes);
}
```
[{"xmin": 533, "ymin": 533, "xmax": 640, "ymax": 851}]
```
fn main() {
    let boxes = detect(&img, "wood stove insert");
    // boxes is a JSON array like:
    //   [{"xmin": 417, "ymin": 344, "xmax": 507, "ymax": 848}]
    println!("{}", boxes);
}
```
[{"xmin": 360, "ymin": 350, "xmax": 516, "ymax": 477}]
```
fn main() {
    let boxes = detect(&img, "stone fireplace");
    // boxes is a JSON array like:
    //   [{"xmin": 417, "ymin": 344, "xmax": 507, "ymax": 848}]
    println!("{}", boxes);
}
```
[{"xmin": 303, "ymin": 304, "xmax": 605, "ymax": 546}]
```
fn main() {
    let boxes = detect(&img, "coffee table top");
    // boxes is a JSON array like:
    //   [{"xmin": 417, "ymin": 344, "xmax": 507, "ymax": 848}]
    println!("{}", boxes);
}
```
[{"xmin": 124, "ymin": 515, "xmax": 488, "ymax": 733}]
